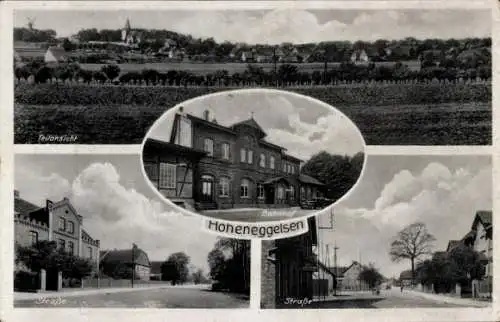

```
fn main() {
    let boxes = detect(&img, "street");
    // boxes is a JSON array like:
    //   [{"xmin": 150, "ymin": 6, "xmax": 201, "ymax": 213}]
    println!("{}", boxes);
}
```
[
  {"xmin": 15, "ymin": 285, "xmax": 250, "ymax": 308},
  {"xmin": 298, "ymin": 288, "xmax": 479, "ymax": 309}
]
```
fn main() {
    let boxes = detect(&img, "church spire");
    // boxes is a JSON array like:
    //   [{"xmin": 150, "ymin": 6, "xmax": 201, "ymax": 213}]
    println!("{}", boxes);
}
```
[{"xmin": 125, "ymin": 18, "xmax": 131, "ymax": 31}]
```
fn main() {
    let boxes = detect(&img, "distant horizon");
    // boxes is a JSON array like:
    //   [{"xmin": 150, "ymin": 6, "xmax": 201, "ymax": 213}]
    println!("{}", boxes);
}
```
[{"xmin": 14, "ymin": 9, "xmax": 491, "ymax": 45}]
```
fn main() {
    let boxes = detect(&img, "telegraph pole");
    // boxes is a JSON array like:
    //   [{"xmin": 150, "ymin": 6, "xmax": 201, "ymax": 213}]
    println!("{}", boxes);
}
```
[
  {"xmin": 131, "ymin": 243, "xmax": 136, "ymax": 288},
  {"xmin": 334, "ymin": 243, "xmax": 339, "ymax": 296}
]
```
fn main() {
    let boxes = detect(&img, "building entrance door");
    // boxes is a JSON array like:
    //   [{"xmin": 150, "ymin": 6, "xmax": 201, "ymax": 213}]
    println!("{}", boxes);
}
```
[
  {"xmin": 201, "ymin": 175, "xmax": 214, "ymax": 202},
  {"xmin": 265, "ymin": 186, "xmax": 275, "ymax": 204}
]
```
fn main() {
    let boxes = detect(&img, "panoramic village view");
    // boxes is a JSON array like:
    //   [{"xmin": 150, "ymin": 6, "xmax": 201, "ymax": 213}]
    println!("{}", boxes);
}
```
[
  {"xmin": 13, "ymin": 9, "xmax": 491, "ymax": 146},
  {"xmin": 261, "ymin": 155, "xmax": 492, "ymax": 308},
  {"xmin": 14, "ymin": 154, "xmax": 250, "ymax": 308}
]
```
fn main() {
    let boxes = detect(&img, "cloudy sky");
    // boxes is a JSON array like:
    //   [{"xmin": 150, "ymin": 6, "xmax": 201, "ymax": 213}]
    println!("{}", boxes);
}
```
[
  {"xmin": 14, "ymin": 9, "xmax": 491, "ymax": 44},
  {"xmin": 148, "ymin": 90, "xmax": 364, "ymax": 161},
  {"xmin": 14, "ymin": 154, "xmax": 221, "ymax": 273},
  {"xmin": 315, "ymin": 154, "xmax": 492, "ymax": 278}
]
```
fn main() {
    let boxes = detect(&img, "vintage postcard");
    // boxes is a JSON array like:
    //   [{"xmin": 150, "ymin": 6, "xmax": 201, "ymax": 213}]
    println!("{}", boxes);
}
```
[{"xmin": 0, "ymin": 1, "xmax": 497, "ymax": 322}]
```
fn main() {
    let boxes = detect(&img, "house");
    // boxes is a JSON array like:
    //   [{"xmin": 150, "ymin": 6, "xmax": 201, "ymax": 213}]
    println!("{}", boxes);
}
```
[
  {"xmin": 463, "ymin": 210, "xmax": 492, "ymax": 298},
  {"xmin": 312, "ymin": 259, "xmax": 336, "ymax": 296},
  {"xmin": 350, "ymin": 49, "xmax": 370, "ymax": 64},
  {"xmin": 14, "ymin": 190, "xmax": 100, "ymax": 291},
  {"xmin": 121, "ymin": 18, "xmax": 143, "ymax": 46},
  {"xmin": 241, "ymin": 51, "xmax": 254, "ymax": 62},
  {"xmin": 142, "ymin": 107, "xmax": 325, "ymax": 211},
  {"xmin": 149, "ymin": 261, "xmax": 163, "ymax": 280},
  {"xmin": 99, "ymin": 246, "xmax": 151, "ymax": 281},
  {"xmin": 446, "ymin": 240, "xmax": 462, "ymax": 252},
  {"xmin": 331, "ymin": 261, "xmax": 370, "ymax": 291},
  {"xmin": 399, "ymin": 270, "xmax": 413, "ymax": 287},
  {"xmin": 261, "ymin": 217, "xmax": 318, "ymax": 308},
  {"xmin": 44, "ymin": 47, "xmax": 68, "ymax": 64}
]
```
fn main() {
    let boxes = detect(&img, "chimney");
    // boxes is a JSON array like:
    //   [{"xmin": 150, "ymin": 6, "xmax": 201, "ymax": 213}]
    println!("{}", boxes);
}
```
[
  {"xmin": 14, "ymin": 190, "xmax": 20, "ymax": 199},
  {"xmin": 203, "ymin": 110, "xmax": 210, "ymax": 121},
  {"xmin": 179, "ymin": 106, "xmax": 184, "ymax": 113}
]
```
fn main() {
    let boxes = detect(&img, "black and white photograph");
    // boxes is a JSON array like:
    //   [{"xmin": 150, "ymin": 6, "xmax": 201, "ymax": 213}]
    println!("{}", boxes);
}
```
[
  {"xmin": 141, "ymin": 89, "xmax": 365, "ymax": 222},
  {"xmin": 12, "ymin": 8, "xmax": 491, "ymax": 145},
  {"xmin": 261, "ymin": 155, "xmax": 492, "ymax": 309},
  {"xmin": 13, "ymin": 154, "xmax": 250, "ymax": 308}
]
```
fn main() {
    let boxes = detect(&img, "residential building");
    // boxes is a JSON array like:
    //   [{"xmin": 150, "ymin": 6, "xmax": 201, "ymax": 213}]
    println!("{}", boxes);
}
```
[
  {"xmin": 331, "ymin": 261, "xmax": 370, "ymax": 291},
  {"xmin": 463, "ymin": 210, "xmax": 493, "ymax": 298},
  {"xmin": 150, "ymin": 261, "xmax": 163, "ymax": 280},
  {"xmin": 399, "ymin": 270, "xmax": 413, "ymax": 287},
  {"xmin": 99, "ymin": 247, "xmax": 151, "ymax": 281},
  {"xmin": 350, "ymin": 49, "xmax": 370, "ymax": 64},
  {"xmin": 142, "ymin": 107, "xmax": 325, "ymax": 211},
  {"xmin": 261, "ymin": 217, "xmax": 318, "ymax": 308},
  {"xmin": 14, "ymin": 190, "xmax": 100, "ymax": 263},
  {"xmin": 312, "ymin": 260, "xmax": 336, "ymax": 296},
  {"xmin": 44, "ymin": 46, "xmax": 68, "ymax": 64}
]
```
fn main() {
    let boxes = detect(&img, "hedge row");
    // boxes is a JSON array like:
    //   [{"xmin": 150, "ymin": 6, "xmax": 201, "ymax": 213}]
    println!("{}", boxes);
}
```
[{"xmin": 14, "ymin": 82, "xmax": 491, "ymax": 107}]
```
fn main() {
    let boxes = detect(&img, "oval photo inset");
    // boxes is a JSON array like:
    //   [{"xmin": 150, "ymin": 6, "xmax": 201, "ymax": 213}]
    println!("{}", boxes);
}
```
[{"xmin": 141, "ymin": 89, "xmax": 366, "ymax": 223}]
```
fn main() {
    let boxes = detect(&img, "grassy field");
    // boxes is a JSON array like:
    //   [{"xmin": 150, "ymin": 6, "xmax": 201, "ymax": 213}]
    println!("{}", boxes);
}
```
[
  {"xmin": 79, "ymin": 61, "xmax": 422, "ymax": 75},
  {"xmin": 14, "ymin": 102, "xmax": 491, "ymax": 145}
]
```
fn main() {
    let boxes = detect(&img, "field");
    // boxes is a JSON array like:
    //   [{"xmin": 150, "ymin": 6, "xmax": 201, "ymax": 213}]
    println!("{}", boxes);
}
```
[
  {"xmin": 79, "ymin": 61, "xmax": 422, "ymax": 75},
  {"xmin": 14, "ymin": 82, "xmax": 491, "ymax": 145},
  {"xmin": 14, "ymin": 101, "xmax": 491, "ymax": 145}
]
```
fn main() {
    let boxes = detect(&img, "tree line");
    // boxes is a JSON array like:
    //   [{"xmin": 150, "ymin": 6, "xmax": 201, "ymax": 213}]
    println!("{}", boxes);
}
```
[{"xmin": 15, "ymin": 61, "xmax": 492, "ymax": 87}]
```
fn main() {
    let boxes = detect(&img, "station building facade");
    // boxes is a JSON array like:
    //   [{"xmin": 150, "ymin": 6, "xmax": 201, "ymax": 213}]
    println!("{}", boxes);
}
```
[{"xmin": 143, "ymin": 107, "xmax": 325, "ymax": 211}]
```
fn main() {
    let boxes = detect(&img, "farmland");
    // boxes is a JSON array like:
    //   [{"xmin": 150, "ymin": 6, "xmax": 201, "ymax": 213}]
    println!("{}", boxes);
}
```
[
  {"xmin": 14, "ymin": 82, "xmax": 491, "ymax": 145},
  {"xmin": 78, "ymin": 61, "xmax": 422, "ymax": 75}
]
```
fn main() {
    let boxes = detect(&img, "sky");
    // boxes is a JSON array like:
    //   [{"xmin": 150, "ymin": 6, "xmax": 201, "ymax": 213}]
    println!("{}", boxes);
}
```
[
  {"xmin": 148, "ymin": 90, "xmax": 365, "ymax": 160},
  {"xmin": 315, "ymin": 154, "xmax": 492, "ymax": 279},
  {"xmin": 14, "ymin": 154, "xmax": 221, "ymax": 273},
  {"xmin": 14, "ymin": 9, "xmax": 491, "ymax": 44}
]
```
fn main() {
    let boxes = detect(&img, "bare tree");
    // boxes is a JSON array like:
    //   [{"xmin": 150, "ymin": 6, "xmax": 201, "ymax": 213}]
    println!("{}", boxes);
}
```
[{"xmin": 389, "ymin": 222, "xmax": 436, "ymax": 285}]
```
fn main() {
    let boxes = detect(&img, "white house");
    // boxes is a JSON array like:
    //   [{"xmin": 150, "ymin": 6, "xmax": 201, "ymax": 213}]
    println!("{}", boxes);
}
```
[{"xmin": 44, "ymin": 47, "xmax": 68, "ymax": 64}]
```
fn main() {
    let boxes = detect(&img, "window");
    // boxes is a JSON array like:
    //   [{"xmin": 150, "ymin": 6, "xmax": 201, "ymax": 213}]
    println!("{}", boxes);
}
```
[
  {"xmin": 221, "ymin": 143, "xmax": 230, "ymax": 160},
  {"xmin": 29, "ymin": 231, "xmax": 38, "ymax": 245},
  {"xmin": 88, "ymin": 247, "xmax": 93, "ymax": 260},
  {"xmin": 67, "ymin": 241, "xmax": 74, "ymax": 255},
  {"xmin": 159, "ymin": 163, "xmax": 176, "ymax": 189},
  {"xmin": 287, "ymin": 164, "xmax": 291, "ymax": 174},
  {"xmin": 259, "ymin": 154, "xmax": 266, "ymax": 168},
  {"xmin": 144, "ymin": 162, "xmax": 159, "ymax": 188},
  {"xmin": 291, "ymin": 165, "xmax": 295, "ymax": 174},
  {"xmin": 248, "ymin": 150, "xmax": 253, "ymax": 164},
  {"xmin": 301, "ymin": 187, "xmax": 306, "ymax": 200},
  {"xmin": 219, "ymin": 177, "xmax": 230, "ymax": 197},
  {"xmin": 257, "ymin": 183, "xmax": 265, "ymax": 199},
  {"xmin": 240, "ymin": 179, "xmax": 250, "ymax": 198},
  {"xmin": 290, "ymin": 186, "xmax": 295, "ymax": 200},
  {"xmin": 58, "ymin": 217, "xmax": 66, "ymax": 231},
  {"xmin": 204, "ymin": 138, "xmax": 214, "ymax": 157},
  {"xmin": 240, "ymin": 148, "xmax": 247, "ymax": 163},
  {"xmin": 68, "ymin": 221, "xmax": 75, "ymax": 234},
  {"xmin": 58, "ymin": 239, "xmax": 66, "ymax": 250},
  {"xmin": 270, "ymin": 156, "xmax": 275, "ymax": 169},
  {"xmin": 175, "ymin": 116, "xmax": 192, "ymax": 147},
  {"xmin": 283, "ymin": 162, "xmax": 287, "ymax": 172}
]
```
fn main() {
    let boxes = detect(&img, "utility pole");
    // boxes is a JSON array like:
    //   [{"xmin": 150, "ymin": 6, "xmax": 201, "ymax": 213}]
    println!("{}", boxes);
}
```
[
  {"xmin": 131, "ymin": 243, "xmax": 137, "ymax": 288},
  {"xmin": 334, "ymin": 243, "xmax": 339, "ymax": 296}
]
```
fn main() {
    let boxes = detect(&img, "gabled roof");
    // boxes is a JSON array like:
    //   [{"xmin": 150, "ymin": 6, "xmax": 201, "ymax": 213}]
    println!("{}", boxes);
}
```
[
  {"xmin": 150, "ymin": 261, "xmax": 163, "ymax": 275},
  {"xmin": 476, "ymin": 210, "xmax": 492, "ymax": 227},
  {"xmin": 263, "ymin": 177, "xmax": 291, "ymax": 186},
  {"xmin": 299, "ymin": 174, "xmax": 324, "ymax": 186},
  {"xmin": 46, "ymin": 47, "xmax": 68, "ymax": 61},
  {"xmin": 230, "ymin": 118, "xmax": 267, "ymax": 137},
  {"xmin": 183, "ymin": 113, "xmax": 237, "ymax": 136},
  {"xmin": 316, "ymin": 260, "xmax": 336, "ymax": 277},
  {"xmin": 100, "ymin": 248, "xmax": 151, "ymax": 267},
  {"xmin": 446, "ymin": 240, "xmax": 462, "ymax": 252},
  {"xmin": 14, "ymin": 196, "xmax": 42, "ymax": 215}
]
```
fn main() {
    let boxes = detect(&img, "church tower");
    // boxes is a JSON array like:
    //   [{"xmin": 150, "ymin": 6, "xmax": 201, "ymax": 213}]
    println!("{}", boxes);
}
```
[{"xmin": 122, "ymin": 18, "xmax": 131, "ymax": 42}]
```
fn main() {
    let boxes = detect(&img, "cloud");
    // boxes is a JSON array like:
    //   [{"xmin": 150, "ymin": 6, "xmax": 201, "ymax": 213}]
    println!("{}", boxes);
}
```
[
  {"xmin": 18, "ymin": 162, "xmax": 218, "ymax": 271},
  {"xmin": 323, "ymin": 162, "xmax": 492, "ymax": 277},
  {"xmin": 171, "ymin": 9, "xmax": 490, "ymax": 44},
  {"xmin": 263, "ymin": 95, "xmax": 364, "ymax": 159}
]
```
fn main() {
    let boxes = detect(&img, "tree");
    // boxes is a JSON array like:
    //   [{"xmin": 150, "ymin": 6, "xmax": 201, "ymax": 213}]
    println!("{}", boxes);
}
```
[
  {"xmin": 359, "ymin": 263, "xmax": 385, "ymax": 289},
  {"xmin": 301, "ymin": 151, "xmax": 365, "ymax": 202},
  {"xmin": 161, "ymin": 252, "xmax": 190, "ymax": 285},
  {"xmin": 191, "ymin": 268, "xmax": 206, "ymax": 285},
  {"xmin": 100, "ymin": 64, "xmax": 121, "ymax": 81},
  {"xmin": 390, "ymin": 222, "xmax": 436, "ymax": 285}
]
